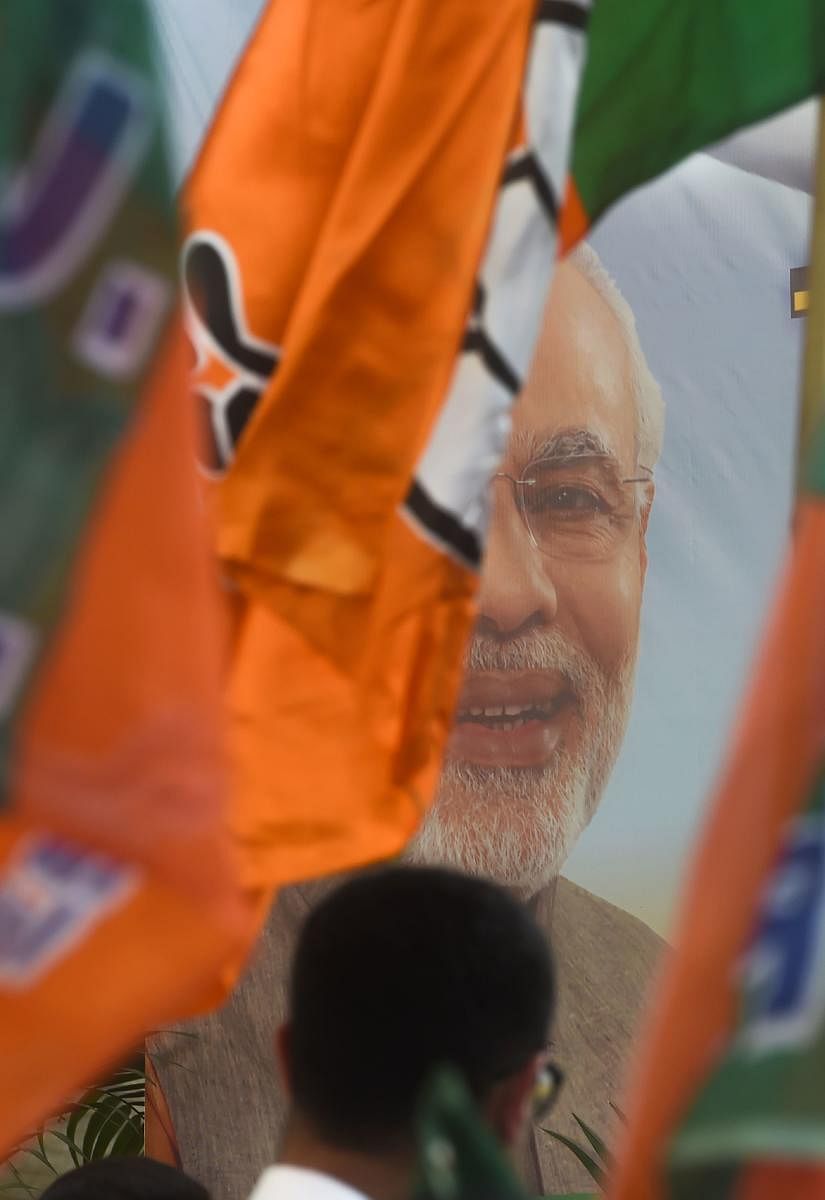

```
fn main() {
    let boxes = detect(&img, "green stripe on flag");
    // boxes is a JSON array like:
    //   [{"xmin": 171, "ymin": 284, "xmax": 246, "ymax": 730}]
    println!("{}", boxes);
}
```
[
  {"xmin": 666, "ymin": 769, "xmax": 825, "ymax": 1188},
  {"xmin": 572, "ymin": 0, "xmax": 825, "ymax": 229},
  {"xmin": 0, "ymin": 0, "xmax": 178, "ymax": 806},
  {"xmin": 669, "ymin": 1163, "xmax": 741, "ymax": 1200},
  {"xmin": 802, "ymin": 420, "xmax": 825, "ymax": 496}
]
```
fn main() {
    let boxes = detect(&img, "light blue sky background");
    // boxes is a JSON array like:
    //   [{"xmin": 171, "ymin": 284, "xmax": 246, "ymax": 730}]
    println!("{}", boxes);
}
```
[{"xmin": 150, "ymin": 0, "xmax": 812, "ymax": 936}]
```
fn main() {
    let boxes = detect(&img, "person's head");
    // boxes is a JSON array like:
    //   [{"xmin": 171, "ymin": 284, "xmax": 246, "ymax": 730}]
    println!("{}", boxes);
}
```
[
  {"xmin": 277, "ymin": 867, "xmax": 555, "ymax": 1164},
  {"xmin": 40, "ymin": 1158, "xmax": 209, "ymax": 1200},
  {"xmin": 408, "ymin": 243, "xmax": 665, "ymax": 896}
]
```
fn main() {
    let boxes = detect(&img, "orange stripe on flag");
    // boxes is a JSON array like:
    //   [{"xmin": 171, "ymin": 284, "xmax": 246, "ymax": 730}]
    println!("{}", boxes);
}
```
[
  {"xmin": 0, "ymin": 326, "xmax": 258, "ymax": 1153},
  {"xmin": 558, "ymin": 175, "xmax": 590, "ymax": 255},
  {"xmin": 739, "ymin": 1163, "xmax": 825, "ymax": 1200}
]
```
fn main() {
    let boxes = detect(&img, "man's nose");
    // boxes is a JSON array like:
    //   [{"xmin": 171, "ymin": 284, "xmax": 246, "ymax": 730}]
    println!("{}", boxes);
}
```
[{"xmin": 475, "ymin": 483, "xmax": 559, "ymax": 640}]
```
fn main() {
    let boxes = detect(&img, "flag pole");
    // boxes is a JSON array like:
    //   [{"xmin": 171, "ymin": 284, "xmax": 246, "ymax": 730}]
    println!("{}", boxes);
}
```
[{"xmin": 798, "ymin": 99, "xmax": 825, "ymax": 488}]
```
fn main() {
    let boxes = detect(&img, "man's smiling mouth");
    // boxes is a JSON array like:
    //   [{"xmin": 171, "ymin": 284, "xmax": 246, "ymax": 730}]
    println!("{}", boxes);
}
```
[
  {"xmin": 455, "ymin": 695, "xmax": 571, "ymax": 732},
  {"xmin": 447, "ymin": 671, "xmax": 577, "ymax": 767}
]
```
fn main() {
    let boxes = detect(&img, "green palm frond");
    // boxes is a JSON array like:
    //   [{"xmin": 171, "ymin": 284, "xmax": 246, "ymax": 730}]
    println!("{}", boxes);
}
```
[
  {"xmin": 540, "ymin": 1129, "xmax": 605, "ymax": 1187},
  {"xmin": 2, "ymin": 1057, "xmax": 146, "ymax": 1196},
  {"xmin": 541, "ymin": 1108, "xmax": 620, "ymax": 1194},
  {"xmin": 65, "ymin": 1064, "xmax": 145, "ymax": 1163},
  {"xmin": 0, "ymin": 1161, "xmax": 39, "ymax": 1199},
  {"xmin": 571, "ymin": 1116, "xmax": 613, "ymax": 1171}
]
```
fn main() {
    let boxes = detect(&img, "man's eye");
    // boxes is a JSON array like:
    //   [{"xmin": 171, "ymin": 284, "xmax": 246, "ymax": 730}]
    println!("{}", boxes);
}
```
[{"xmin": 532, "ymin": 485, "xmax": 606, "ymax": 514}]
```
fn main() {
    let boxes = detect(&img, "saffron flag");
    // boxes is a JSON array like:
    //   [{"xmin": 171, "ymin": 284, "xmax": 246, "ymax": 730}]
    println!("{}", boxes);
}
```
[
  {"xmin": 561, "ymin": 0, "xmax": 825, "ymax": 248},
  {"xmin": 0, "ymin": 0, "xmax": 252, "ymax": 1152},
  {"xmin": 185, "ymin": 0, "xmax": 592, "ymax": 888}
]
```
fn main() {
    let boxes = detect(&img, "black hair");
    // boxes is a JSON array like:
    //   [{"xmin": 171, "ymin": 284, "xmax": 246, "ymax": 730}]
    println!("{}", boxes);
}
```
[
  {"xmin": 288, "ymin": 865, "xmax": 554, "ymax": 1153},
  {"xmin": 40, "ymin": 1158, "xmax": 210, "ymax": 1200}
]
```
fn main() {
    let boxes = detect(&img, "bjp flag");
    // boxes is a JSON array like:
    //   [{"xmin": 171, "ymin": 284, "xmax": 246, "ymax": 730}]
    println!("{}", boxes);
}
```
[
  {"xmin": 184, "ymin": 0, "xmax": 592, "ymax": 888},
  {"xmin": 0, "ymin": 0, "xmax": 253, "ymax": 1151}
]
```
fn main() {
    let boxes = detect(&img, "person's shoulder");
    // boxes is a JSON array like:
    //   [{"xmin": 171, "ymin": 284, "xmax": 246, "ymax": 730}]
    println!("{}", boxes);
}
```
[{"xmin": 552, "ymin": 875, "xmax": 665, "ymax": 990}]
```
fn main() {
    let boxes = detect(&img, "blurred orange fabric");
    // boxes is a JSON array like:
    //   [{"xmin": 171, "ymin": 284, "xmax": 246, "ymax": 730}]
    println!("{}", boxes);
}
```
[
  {"xmin": 185, "ymin": 0, "xmax": 535, "ymax": 888},
  {"xmin": 0, "ymin": 326, "xmax": 256, "ymax": 1152}
]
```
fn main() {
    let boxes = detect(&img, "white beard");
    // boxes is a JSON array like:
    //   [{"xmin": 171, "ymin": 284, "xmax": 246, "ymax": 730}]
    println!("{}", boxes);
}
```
[{"xmin": 405, "ymin": 628, "xmax": 635, "ymax": 897}]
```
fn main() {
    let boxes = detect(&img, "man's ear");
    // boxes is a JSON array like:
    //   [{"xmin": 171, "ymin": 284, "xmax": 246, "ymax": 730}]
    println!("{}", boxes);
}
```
[
  {"xmin": 482, "ymin": 1055, "xmax": 541, "ymax": 1149},
  {"xmin": 640, "ymin": 481, "xmax": 655, "ymax": 535},
  {"xmin": 275, "ymin": 1023, "xmax": 293, "ymax": 1097},
  {"xmin": 639, "ymin": 481, "xmax": 654, "ymax": 577}
]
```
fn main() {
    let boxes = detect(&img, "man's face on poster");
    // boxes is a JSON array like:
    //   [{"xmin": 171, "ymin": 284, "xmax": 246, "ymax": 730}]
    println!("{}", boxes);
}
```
[{"xmin": 409, "ymin": 257, "xmax": 657, "ymax": 895}]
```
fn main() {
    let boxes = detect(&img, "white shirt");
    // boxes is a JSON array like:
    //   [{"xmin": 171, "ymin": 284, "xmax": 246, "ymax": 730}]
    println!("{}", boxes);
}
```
[{"xmin": 248, "ymin": 1165, "xmax": 371, "ymax": 1200}]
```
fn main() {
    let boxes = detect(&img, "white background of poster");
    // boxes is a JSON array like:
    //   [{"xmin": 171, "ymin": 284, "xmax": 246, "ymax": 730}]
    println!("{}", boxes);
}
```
[
  {"xmin": 151, "ymin": 0, "xmax": 814, "ymax": 936},
  {"xmin": 566, "ymin": 159, "xmax": 810, "ymax": 933}
]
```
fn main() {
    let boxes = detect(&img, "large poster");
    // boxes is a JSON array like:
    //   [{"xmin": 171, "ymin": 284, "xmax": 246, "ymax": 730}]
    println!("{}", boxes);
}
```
[
  {"xmin": 153, "ymin": 0, "xmax": 813, "ymax": 938},
  {"xmin": 146, "ymin": 5, "xmax": 815, "ymax": 1197},
  {"xmin": 566, "ymin": 145, "xmax": 810, "ymax": 935}
]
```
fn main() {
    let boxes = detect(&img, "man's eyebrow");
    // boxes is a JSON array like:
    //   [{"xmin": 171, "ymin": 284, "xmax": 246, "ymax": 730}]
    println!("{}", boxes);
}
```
[{"xmin": 508, "ymin": 427, "xmax": 615, "ymax": 465}]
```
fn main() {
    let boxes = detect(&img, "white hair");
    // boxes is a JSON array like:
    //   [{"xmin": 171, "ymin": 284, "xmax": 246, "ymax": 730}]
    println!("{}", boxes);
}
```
[{"xmin": 570, "ymin": 241, "xmax": 665, "ymax": 470}]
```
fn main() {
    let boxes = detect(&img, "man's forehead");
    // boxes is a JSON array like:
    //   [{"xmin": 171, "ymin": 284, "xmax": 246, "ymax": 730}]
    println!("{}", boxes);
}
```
[
  {"xmin": 508, "ymin": 427, "xmax": 611, "ymax": 463},
  {"xmin": 511, "ymin": 262, "xmax": 637, "ymax": 470},
  {"xmin": 506, "ymin": 426, "xmax": 618, "ymax": 471}
]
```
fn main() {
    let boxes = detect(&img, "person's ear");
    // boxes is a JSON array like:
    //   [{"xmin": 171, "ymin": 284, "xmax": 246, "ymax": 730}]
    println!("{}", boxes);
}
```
[
  {"xmin": 639, "ymin": 481, "xmax": 654, "ymax": 578},
  {"xmin": 482, "ymin": 1055, "xmax": 541, "ymax": 1148},
  {"xmin": 275, "ymin": 1024, "xmax": 293, "ymax": 1096},
  {"xmin": 640, "ymin": 481, "xmax": 655, "ymax": 536}
]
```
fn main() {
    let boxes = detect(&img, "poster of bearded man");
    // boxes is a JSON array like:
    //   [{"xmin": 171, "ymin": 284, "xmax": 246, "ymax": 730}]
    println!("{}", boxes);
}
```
[{"xmin": 146, "ymin": 4, "xmax": 812, "ymax": 1196}]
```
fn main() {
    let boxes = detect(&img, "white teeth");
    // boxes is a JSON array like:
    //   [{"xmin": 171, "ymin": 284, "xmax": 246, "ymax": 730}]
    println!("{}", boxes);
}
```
[
  {"xmin": 460, "ymin": 703, "xmax": 541, "ymax": 719},
  {"xmin": 459, "ymin": 701, "xmax": 556, "ymax": 722}
]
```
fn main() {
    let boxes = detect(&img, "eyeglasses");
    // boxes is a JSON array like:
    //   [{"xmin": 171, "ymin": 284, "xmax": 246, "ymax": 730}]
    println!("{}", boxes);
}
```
[
  {"xmin": 530, "ymin": 1061, "xmax": 564, "ymax": 1123},
  {"xmin": 493, "ymin": 1054, "xmax": 565, "ymax": 1123},
  {"xmin": 493, "ymin": 453, "xmax": 652, "ymax": 562}
]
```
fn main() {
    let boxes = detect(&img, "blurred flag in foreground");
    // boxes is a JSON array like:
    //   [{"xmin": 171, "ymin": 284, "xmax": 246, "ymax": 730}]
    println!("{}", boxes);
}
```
[
  {"xmin": 562, "ymin": 0, "xmax": 825, "ymax": 248},
  {"xmin": 0, "ymin": 0, "xmax": 252, "ymax": 1151},
  {"xmin": 185, "ymin": 0, "xmax": 591, "ymax": 888}
]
